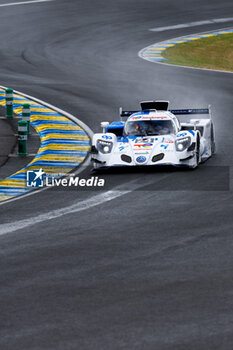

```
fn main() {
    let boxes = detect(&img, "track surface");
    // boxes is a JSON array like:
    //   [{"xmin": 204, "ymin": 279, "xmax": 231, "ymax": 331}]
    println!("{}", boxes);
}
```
[{"xmin": 1, "ymin": 0, "xmax": 233, "ymax": 349}]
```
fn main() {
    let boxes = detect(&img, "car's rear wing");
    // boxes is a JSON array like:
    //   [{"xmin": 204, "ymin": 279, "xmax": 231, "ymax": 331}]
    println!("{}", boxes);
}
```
[
  {"xmin": 119, "ymin": 108, "xmax": 138, "ymax": 119},
  {"xmin": 119, "ymin": 104, "xmax": 211, "ymax": 120},
  {"xmin": 169, "ymin": 107, "xmax": 211, "ymax": 117}
]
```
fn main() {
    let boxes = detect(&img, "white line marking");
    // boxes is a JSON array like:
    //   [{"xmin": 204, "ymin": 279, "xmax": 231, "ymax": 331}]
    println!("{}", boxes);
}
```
[
  {"xmin": 0, "ymin": 191, "xmax": 129, "ymax": 235},
  {"xmin": 150, "ymin": 17, "xmax": 233, "ymax": 32},
  {"xmin": 0, "ymin": 177, "xmax": 166, "ymax": 235},
  {"xmin": 150, "ymin": 60, "xmax": 233, "ymax": 75},
  {"xmin": 0, "ymin": 0, "xmax": 54, "ymax": 8}
]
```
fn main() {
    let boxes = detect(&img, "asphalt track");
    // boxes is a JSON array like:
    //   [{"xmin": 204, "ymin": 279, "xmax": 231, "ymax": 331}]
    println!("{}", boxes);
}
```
[{"xmin": 0, "ymin": 0, "xmax": 233, "ymax": 349}]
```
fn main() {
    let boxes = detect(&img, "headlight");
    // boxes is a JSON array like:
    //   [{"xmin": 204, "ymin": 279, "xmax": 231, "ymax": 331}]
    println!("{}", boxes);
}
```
[
  {"xmin": 96, "ymin": 139, "xmax": 113, "ymax": 153},
  {"xmin": 175, "ymin": 136, "xmax": 191, "ymax": 152}
]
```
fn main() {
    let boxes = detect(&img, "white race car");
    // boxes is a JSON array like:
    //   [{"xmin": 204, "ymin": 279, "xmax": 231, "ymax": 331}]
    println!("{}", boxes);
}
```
[{"xmin": 91, "ymin": 101, "xmax": 215, "ymax": 169}]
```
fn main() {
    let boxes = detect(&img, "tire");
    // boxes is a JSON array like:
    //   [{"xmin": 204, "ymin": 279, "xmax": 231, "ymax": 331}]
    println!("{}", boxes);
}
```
[
  {"xmin": 190, "ymin": 133, "xmax": 200, "ymax": 169},
  {"xmin": 210, "ymin": 122, "xmax": 216, "ymax": 155}
]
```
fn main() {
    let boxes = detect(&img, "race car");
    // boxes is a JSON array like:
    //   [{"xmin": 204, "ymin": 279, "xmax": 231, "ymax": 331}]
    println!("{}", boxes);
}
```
[{"xmin": 91, "ymin": 101, "xmax": 215, "ymax": 169}]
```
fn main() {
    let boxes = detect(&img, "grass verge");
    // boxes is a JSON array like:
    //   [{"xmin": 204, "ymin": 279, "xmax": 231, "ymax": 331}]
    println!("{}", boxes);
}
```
[{"xmin": 163, "ymin": 33, "xmax": 233, "ymax": 71}]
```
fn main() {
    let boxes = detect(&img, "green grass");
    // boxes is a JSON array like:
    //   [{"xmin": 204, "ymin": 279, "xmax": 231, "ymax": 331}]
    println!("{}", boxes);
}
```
[{"xmin": 163, "ymin": 33, "xmax": 233, "ymax": 71}]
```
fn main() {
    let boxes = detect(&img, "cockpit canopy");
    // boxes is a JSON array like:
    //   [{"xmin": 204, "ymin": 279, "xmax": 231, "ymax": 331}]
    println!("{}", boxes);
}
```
[{"xmin": 124, "ymin": 119, "xmax": 176, "ymax": 136}]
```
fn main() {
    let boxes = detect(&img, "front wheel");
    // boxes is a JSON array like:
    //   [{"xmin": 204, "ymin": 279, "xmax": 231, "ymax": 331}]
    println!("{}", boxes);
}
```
[{"xmin": 190, "ymin": 134, "xmax": 200, "ymax": 169}]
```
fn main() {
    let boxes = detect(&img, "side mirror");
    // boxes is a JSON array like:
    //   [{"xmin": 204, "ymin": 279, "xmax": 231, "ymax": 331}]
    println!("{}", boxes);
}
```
[{"xmin": 100, "ymin": 121, "xmax": 109, "ymax": 133}]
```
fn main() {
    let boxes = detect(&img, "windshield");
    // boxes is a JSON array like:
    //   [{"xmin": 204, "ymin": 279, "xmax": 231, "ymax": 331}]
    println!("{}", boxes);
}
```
[{"xmin": 124, "ymin": 120, "xmax": 176, "ymax": 136}]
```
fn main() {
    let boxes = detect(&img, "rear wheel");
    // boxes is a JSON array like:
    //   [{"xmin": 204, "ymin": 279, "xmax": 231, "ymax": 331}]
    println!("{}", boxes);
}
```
[
  {"xmin": 190, "ymin": 133, "xmax": 200, "ymax": 169},
  {"xmin": 195, "ymin": 134, "xmax": 200, "ymax": 167},
  {"xmin": 210, "ymin": 122, "xmax": 216, "ymax": 155}
]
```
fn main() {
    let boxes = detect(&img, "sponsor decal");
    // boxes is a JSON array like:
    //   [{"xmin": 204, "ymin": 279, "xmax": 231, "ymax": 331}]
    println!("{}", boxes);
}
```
[
  {"xmin": 160, "ymin": 144, "xmax": 169, "ymax": 150},
  {"xmin": 177, "ymin": 132, "xmax": 187, "ymax": 138},
  {"xmin": 118, "ymin": 144, "xmax": 129, "ymax": 152},
  {"xmin": 135, "ymin": 137, "xmax": 154, "ymax": 143},
  {"xmin": 134, "ymin": 143, "xmax": 153, "ymax": 149},
  {"xmin": 102, "ymin": 135, "xmax": 112, "ymax": 140},
  {"xmin": 117, "ymin": 137, "xmax": 129, "ymax": 142},
  {"xmin": 131, "ymin": 116, "xmax": 142, "ymax": 120},
  {"xmin": 140, "ymin": 116, "xmax": 168, "ymax": 120},
  {"xmin": 136, "ymin": 156, "xmax": 147, "ymax": 163},
  {"xmin": 130, "ymin": 116, "xmax": 169, "ymax": 121}
]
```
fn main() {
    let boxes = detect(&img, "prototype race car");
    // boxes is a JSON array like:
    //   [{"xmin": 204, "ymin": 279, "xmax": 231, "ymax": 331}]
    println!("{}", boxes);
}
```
[{"xmin": 91, "ymin": 101, "xmax": 215, "ymax": 169}]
